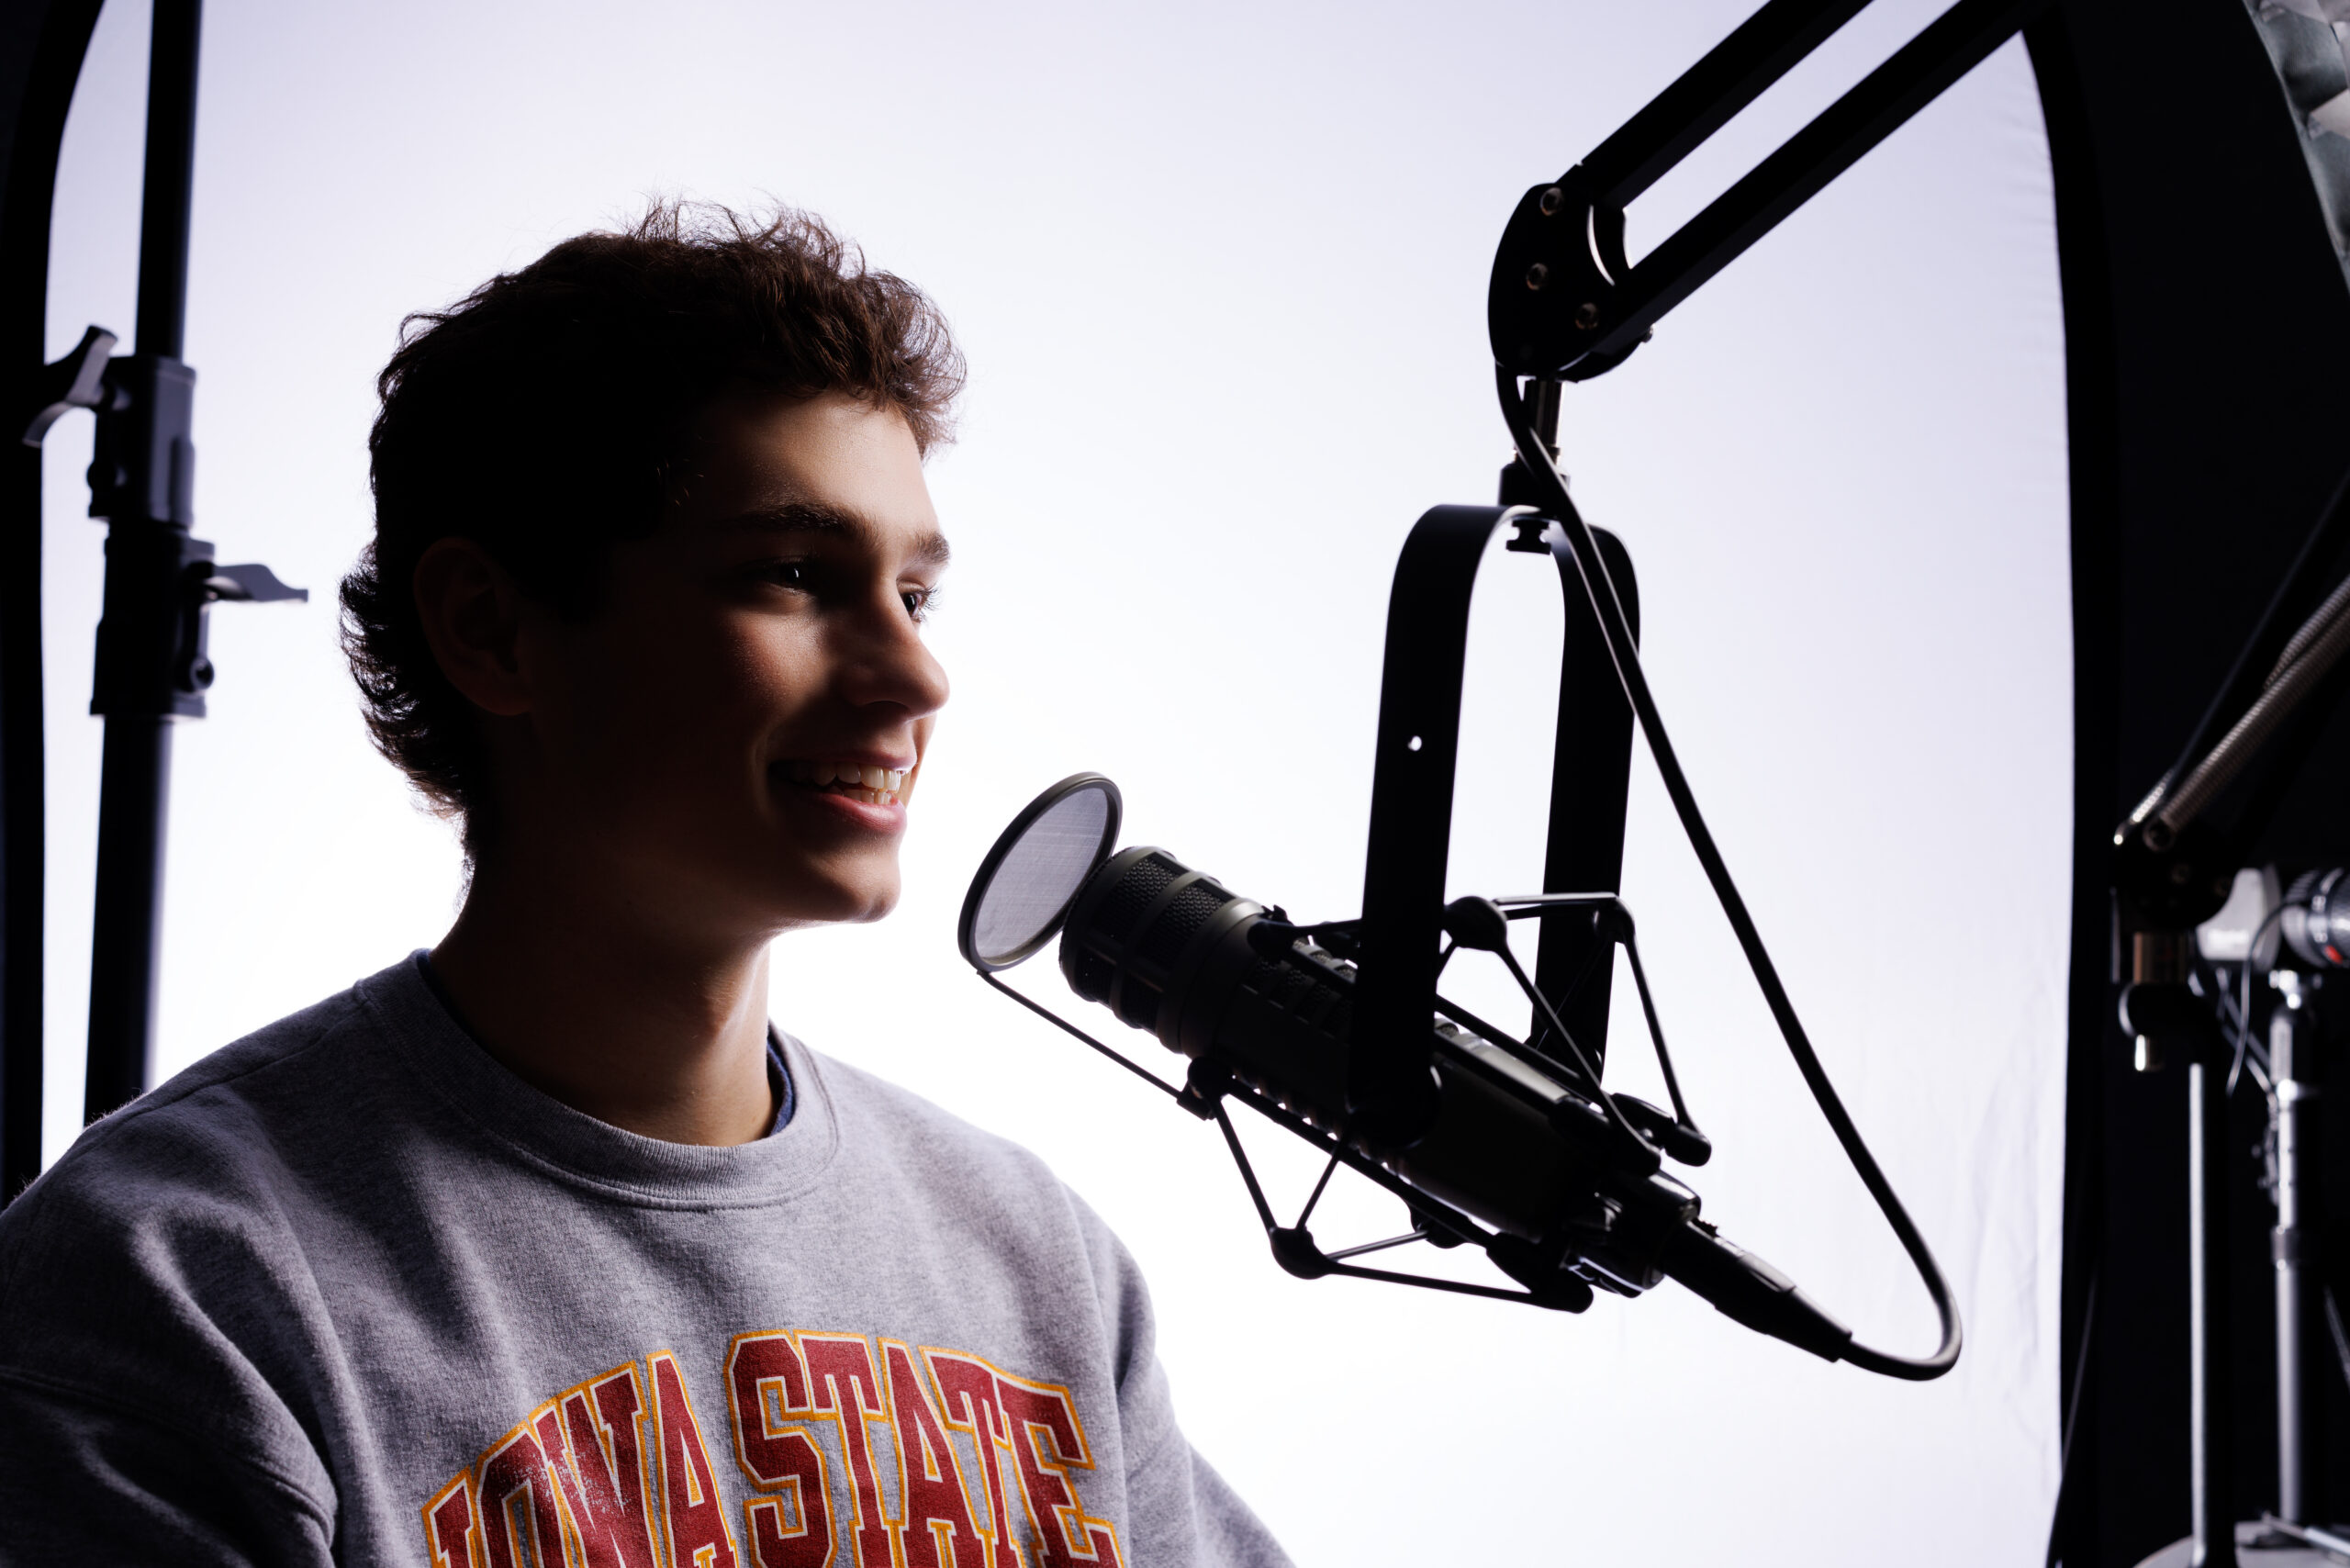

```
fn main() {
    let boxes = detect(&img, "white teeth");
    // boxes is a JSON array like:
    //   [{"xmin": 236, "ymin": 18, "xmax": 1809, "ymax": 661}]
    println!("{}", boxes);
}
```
[{"xmin": 786, "ymin": 760, "xmax": 910, "ymax": 805}]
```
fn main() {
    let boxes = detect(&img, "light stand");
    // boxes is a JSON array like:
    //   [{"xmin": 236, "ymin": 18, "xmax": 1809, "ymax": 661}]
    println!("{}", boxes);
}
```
[
  {"xmin": 2111, "ymin": 469, "xmax": 2350, "ymax": 1562},
  {"xmin": 2118, "ymin": 956, "xmax": 2350, "ymax": 1567},
  {"xmin": 19, "ymin": 0, "xmax": 302, "ymax": 1121}
]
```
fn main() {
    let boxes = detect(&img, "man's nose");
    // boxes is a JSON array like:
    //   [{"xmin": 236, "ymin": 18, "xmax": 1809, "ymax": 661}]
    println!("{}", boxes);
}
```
[{"xmin": 839, "ymin": 598, "xmax": 950, "ymax": 719}]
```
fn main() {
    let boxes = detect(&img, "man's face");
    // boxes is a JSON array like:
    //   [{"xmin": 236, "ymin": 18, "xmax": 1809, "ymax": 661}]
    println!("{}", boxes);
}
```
[{"xmin": 510, "ymin": 389, "xmax": 949, "ymax": 938}]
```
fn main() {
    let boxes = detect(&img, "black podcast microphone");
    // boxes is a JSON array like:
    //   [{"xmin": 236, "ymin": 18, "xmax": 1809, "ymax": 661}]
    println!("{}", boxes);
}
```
[{"xmin": 1050, "ymin": 840, "xmax": 1857, "ymax": 1364}]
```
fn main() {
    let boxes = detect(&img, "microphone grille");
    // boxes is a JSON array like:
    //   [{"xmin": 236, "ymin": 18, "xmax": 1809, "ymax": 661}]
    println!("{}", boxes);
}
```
[
  {"xmin": 1136, "ymin": 880, "xmax": 1233, "ymax": 966},
  {"xmin": 1094, "ymin": 853, "xmax": 1181, "ymax": 941},
  {"xmin": 1060, "ymin": 848, "xmax": 1248, "ymax": 1045}
]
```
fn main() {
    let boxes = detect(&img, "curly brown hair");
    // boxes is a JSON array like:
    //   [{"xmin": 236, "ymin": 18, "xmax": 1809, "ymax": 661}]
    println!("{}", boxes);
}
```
[{"xmin": 341, "ymin": 202, "xmax": 964, "ymax": 857}]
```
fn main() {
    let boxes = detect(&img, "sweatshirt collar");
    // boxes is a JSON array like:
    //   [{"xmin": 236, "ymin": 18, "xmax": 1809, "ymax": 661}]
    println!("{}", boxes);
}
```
[{"xmin": 360, "ymin": 952, "xmax": 842, "ymax": 1209}]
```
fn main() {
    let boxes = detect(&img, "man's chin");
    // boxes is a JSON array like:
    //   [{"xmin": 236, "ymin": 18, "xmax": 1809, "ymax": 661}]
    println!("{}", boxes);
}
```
[{"xmin": 766, "ymin": 868, "xmax": 902, "ymax": 929}]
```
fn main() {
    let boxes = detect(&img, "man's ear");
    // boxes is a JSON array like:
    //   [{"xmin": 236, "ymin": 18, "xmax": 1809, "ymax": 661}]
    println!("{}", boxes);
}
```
[{"xmin": 413, "ymin": 538, "xmax": 534, "ymax": 718}]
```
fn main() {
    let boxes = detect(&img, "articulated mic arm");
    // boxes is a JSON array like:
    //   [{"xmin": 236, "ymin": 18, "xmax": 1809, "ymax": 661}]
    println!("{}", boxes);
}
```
[{"xmin": 1488, "ymin": 0, "xmax": 2048, "ymax": 384}]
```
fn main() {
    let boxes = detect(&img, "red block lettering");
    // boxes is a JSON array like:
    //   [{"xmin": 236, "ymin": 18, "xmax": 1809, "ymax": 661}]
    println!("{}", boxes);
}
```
[
  {"xmin": 651, "ymin": 1351, "xmax": 742, "ymax": 1568},
  {"xmin": 995, "ymin": 1374, "xmax": 1123, "ymax": 1568},
  {"xmin": 929, "ymin": 1353, "xmax": 1018, "ymax": 1568},
  {"xmin": 724, "ymin": 1332, "xmax": 835, "ymax": 1568},
  {"xmin": 420, "ymin": 1334, "xmax": 1129, "ymax": 1568},
  {"xmin": 423, "ymin": 1474, "xmax": 482, "ymax": 1568},
  {"xmin": 800, "ymin": 1333, "xmax": 898, "ymax": 1568},
  {"xmin": 476, "ymin": 1419, "xmax": 573, "ymax": 1568},
  {"xmin": 539, "ymin": 1364, "xmax": 662, "ymax": 1568},
  {"xmin": 881, "ymin": 1342, "xmax": 983, "ymax": 1568}
]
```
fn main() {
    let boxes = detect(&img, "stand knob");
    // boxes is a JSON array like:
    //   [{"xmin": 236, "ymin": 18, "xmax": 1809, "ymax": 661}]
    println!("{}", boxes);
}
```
[
  {"xmin": 21, "ymin": 325, "xmax": 120, "ymax": 447},
  {"xmin": 202, "ymin": 563, "xmax": 308, "ymax": 605}
]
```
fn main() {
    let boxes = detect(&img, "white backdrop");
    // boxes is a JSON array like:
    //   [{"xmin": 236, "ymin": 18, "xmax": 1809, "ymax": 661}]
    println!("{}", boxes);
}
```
[{"xmin": 39, "ymin": 2, "xmax": 2072, "ymax": 1562}]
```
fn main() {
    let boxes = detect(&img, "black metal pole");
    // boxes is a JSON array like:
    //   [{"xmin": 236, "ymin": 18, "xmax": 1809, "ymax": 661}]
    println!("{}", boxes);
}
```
[
  {"xmin": 0, "ymin": 0, "xmax": 106, "ymax": 1198},
  {"xmin": 1597, "ymin": 0, "xmax": 2051, "ymax": 371},
  {"xmin": 2188, "ymin": 1055, "xmax": 2238, "ymax": 1567},
  {"xmin": 82, "ymin": 720, "xmax": 171, "ymax": 1115},
  {"xmin": 1579, "ymin": 0, "xmax": 1870, "ymax": 206},
  {"xmin": 133, "ymin": 0, "xmax": 198, "ymax": 363},
  {"xmin": 84, "ymin": 0, "xmax": 202, "ymax": 1121},
  {"xmin": 2268, "ymin": 992, "xmax": 2307, "ymax": 1526}
]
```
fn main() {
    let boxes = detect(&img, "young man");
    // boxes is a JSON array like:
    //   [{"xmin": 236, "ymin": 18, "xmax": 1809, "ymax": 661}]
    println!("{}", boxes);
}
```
[{"xmin": 0, "ymin": 207, "xmax": 1288, "ymax": 1568}]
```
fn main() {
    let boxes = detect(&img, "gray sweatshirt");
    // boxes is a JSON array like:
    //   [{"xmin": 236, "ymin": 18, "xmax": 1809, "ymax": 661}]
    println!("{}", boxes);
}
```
[{"xmin": 0, "ymin": 955, "xmax": 1288, "ymax": 1568}]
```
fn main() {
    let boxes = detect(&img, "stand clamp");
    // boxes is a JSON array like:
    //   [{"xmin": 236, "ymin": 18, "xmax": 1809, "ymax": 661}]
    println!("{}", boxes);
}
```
[
  {"xmin": 22, "ymin": 327, "xmax": 309, "ymax": 722},
  {"xmin": 22, "ymin": 324, "xmax": 306, "ymax": 1115}
]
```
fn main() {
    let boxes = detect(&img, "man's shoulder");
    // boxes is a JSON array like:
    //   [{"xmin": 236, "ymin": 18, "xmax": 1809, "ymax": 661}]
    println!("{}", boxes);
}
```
[
  {"xmin": 0, "ymin": 970, "xmax": 404, "ymax": 1509},
  {"xmin": 0, "ymin": 960, "xmax": 407, "ymax": 1256}
]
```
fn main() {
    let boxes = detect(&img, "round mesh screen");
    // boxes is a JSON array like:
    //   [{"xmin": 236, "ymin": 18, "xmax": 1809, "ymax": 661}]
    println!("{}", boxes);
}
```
[{"xmin": 961, "ymin": 778, "xmax": 1120, "ymax": 969}]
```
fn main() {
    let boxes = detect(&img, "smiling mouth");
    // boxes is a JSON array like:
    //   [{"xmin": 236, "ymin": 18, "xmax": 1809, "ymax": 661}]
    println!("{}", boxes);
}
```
[{"xmin": 781, "ymin": 758, "xmax": 912, "ymax": 808}]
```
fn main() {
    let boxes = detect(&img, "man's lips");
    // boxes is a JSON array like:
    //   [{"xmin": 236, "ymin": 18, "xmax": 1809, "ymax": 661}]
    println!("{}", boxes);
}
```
[
  {"xmin": 777, "ymin": 756, "xmax": 913, "ymax": 808},
  {"xmin": 791, "ymin": 786, "xmax": 908, "ymax": 830}
]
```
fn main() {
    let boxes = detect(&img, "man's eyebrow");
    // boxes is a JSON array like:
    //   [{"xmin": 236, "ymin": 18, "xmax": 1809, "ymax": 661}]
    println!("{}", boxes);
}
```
[{"xmin": 712, "ymin": 500, "xmax": 950, "ymax": 566}]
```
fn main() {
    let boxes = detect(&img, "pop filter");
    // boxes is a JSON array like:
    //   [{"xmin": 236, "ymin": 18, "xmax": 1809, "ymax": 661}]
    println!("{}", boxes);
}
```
[{"xmin": 957, "ymin": 773, "xmax": 1124, "ymax": 971}]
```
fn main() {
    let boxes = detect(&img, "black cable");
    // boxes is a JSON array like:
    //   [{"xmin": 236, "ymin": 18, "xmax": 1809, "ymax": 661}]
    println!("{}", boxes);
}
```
[{"xmin": 1498, "ymin": 366, "xmax": 1963, "ymax": 1381}]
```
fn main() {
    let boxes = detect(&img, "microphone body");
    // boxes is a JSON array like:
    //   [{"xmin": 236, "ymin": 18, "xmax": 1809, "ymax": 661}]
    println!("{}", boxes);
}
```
[{"xmin": 1058, "ymin": 846, "xmax": 1855, "ymax": 1361}]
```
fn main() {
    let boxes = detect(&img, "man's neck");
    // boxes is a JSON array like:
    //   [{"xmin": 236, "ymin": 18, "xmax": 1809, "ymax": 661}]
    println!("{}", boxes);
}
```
[{"xmin": 428, "ymin": 856, "xmax": 780, "ymax": 1148}]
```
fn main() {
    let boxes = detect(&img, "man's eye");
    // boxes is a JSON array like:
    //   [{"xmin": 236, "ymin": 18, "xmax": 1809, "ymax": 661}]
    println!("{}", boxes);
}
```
[
  {"xmin": 762, "ymin": 560, "xmax": 811, "ymax": 588},
  {"xmin": 902, "ymin": 587, "xmax": 939, "ymax": 622}
]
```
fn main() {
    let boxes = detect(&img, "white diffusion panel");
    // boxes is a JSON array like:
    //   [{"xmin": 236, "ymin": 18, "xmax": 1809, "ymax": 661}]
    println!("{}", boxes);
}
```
[{"xmin": 41, "ymin": 1, "xmax": 2067, "ymax": 1561}]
